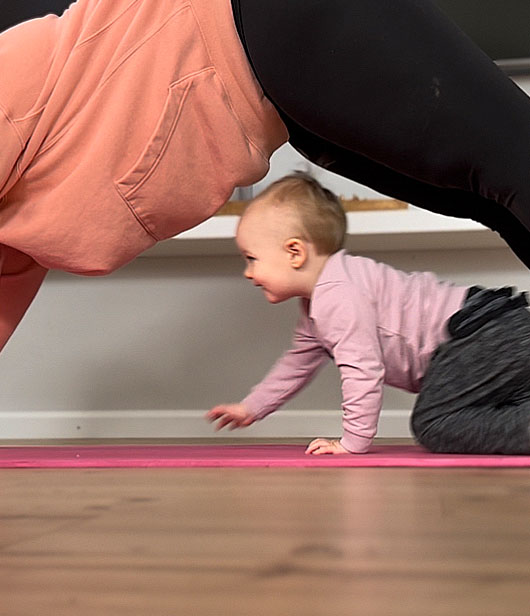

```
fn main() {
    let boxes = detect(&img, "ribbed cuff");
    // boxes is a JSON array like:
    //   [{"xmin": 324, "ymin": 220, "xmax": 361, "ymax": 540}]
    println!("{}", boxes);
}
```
[{"xmin": 340, "ymin": 433, "xmax": 373, "ymax": 454}]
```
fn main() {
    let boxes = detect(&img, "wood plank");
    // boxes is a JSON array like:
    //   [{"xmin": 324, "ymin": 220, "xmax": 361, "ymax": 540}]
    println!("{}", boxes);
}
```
[{"xmin": 0, "ymin": 439, "xmax": 529, "ymax": 616}]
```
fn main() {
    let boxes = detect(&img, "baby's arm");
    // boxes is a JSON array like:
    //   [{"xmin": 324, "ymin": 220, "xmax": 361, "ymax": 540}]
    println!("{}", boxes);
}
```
[
  {"xmin": 309, "ymin": 285, "xmax": 385, "ymax": 454},
  {"xmin": 206, "ymin": 306, "xmax": 330, "ymax": 431}
]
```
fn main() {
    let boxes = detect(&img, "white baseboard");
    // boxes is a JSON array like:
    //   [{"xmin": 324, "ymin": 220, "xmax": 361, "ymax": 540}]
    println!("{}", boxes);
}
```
[{"xmin": 0, "ymin": 409, "xmax": 412, "ymax": 439}]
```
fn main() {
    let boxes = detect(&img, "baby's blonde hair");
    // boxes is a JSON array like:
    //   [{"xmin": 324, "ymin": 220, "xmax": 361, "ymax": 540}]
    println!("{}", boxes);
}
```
[{"xmin": 251, "ymin": 172, "xmax": 347, "ymax": 255}]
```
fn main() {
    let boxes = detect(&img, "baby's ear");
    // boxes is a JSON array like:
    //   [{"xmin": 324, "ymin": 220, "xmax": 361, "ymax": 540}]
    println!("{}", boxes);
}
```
[{"xmin": 284, "ymin": 238, "xmax": 307, "ymax": 269}]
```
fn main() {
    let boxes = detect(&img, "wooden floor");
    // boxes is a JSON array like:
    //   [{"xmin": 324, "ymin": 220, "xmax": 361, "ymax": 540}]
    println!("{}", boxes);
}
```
[{"xmin": 1, "ymin": 439, "xmax": 529, "ymax": 616}]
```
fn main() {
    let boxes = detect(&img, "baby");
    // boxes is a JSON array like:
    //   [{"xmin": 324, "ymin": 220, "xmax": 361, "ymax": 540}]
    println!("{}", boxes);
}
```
[{"xmin": 206, "ymin": 173, "xmax": 530, "ymax": 455}]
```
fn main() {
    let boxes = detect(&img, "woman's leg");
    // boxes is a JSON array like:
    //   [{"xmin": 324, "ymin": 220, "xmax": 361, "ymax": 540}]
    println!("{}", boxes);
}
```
[
  {"xmin": 234, "ymin": 0, "xmax": 530, "ymax": 267},
  {"xmin": 411, "ymin": 292, "xmax": 530, "ymax": 454},
  {"xmin": 0, "ymin": 0, "xmax": 71, "ymax": 33},
  {"xmin": 283, "ymin": 118, "xmax": 530, "ymax": 268}
]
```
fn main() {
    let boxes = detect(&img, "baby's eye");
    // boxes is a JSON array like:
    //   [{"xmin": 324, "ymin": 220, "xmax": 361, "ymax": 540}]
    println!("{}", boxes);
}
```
[{"xmin": 245, "ymin": 255, "xmax": 256, "ymax": 262}]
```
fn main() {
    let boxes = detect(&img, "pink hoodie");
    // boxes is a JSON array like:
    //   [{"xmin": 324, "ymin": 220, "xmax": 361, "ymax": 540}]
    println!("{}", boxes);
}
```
[
  {"xmin": 0, "ymin": 0, "xmax": 287, "ymax": 349},
  {"xmin": 0, "ymin": 0, "xmax": 287, "ymax": 274}
]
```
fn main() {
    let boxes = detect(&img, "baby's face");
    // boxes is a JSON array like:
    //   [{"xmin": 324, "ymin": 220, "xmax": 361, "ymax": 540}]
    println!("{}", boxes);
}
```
[{"xmin": 236, "ymin": 206, "xmax": 300, "ymax": 304}]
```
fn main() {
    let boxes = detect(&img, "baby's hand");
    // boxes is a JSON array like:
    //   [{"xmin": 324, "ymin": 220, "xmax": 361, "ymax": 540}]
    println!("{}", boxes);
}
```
[
  {"xmin": 205, "ymin": 403, "xmax": 254, "ymax": 431},
  {"xmin": 305, "ymin": 438, "xmax": 349, "ymax": 455}
]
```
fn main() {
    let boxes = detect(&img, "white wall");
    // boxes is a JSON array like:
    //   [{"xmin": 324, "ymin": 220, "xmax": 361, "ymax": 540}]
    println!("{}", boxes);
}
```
[{"xmin": 1, "ymin": 246, "xmax": 528, "ymax": 440}]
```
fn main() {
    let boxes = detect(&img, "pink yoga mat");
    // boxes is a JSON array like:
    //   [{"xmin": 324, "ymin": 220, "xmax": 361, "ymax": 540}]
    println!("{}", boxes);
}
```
[{"xmin": 1, "ymin": 444, "xmax": 530, "ymax": 468}]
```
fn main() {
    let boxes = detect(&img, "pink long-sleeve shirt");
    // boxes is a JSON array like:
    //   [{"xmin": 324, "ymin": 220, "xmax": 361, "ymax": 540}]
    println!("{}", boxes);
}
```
[{"xmin": 243, "ymin": 250, "xmax": 469, "ymax": 453}]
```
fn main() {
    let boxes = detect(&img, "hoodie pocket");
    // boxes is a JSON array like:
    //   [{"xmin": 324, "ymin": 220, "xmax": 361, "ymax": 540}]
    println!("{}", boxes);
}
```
[{"xmin": 115, "ymin": 67, "xmax": 255, "ymax": 241}]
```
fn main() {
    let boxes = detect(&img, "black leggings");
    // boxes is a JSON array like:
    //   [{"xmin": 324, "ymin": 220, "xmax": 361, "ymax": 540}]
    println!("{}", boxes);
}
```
[
  {"xmin": 232, "ymin": 0, "xmax": 530, "ymax": 269},
  {"xmin": 0, "ymin": 0, "xmax": 70, "ymax": 32},
  {"xmin": 411, "ymin": 288, "xmax": 530, "ymax": 454}
]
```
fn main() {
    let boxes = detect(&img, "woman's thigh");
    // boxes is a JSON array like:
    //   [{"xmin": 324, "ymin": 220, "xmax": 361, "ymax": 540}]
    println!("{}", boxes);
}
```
[
  {"xmin": 283, "ymin": 116, "xmax": 530, "ymax": 268},
  {"xmin": 237, "ymin": 0, "xmax": 530, "ymax": 239}
]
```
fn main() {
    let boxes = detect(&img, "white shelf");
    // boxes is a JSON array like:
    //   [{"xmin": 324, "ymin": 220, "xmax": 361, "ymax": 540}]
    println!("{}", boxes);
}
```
[{"xmin": 140, "ymin": 205, "xmax": 504, "ymax": 257}]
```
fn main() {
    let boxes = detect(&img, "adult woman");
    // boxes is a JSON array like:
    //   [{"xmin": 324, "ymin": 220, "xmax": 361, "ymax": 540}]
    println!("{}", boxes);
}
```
[{"xmin": 1, "ymin": 0, "xmax": 529, "ymax": 352}]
